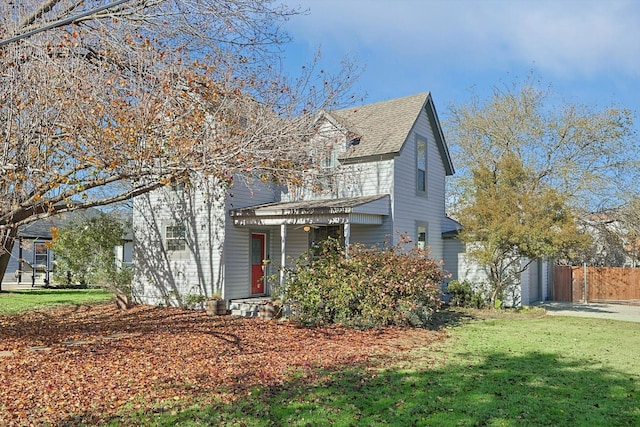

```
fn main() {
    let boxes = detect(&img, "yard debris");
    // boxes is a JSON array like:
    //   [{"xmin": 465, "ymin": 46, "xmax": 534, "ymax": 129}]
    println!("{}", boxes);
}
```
[{"xmin": 0, "ymin": 302, "xmax": 445, "ymax": 425}]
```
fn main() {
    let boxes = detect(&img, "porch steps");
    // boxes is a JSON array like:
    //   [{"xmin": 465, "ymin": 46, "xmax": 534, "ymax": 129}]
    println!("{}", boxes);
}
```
[{"xmin": 229, "ymin": 297, "xmax": 272, "ymax": 317}]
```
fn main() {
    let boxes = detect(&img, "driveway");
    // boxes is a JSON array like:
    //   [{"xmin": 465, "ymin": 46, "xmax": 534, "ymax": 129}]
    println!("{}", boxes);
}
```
[{"xmin": 536, "ymin": 301, "xmax": 640, "ymax": 323}]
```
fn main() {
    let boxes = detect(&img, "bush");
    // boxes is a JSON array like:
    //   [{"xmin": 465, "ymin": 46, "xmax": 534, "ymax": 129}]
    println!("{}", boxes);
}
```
[
  {"xmin": 280, "ymin": 237, "xmax": 444, "ymax": 328},
  {"xmin": 446, "ymin": 280, "xmax": 488, "ymax": 308}
]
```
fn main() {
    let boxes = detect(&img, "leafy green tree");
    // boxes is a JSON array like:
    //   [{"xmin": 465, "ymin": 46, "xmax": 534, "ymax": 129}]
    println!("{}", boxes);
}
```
[
  {"xmin": 446, "ymin": 76, "xmax": 636, "ymax": 304},
  {"xmin": 51, "ymin": 212, "xmax": 128, "ymax": 292},
  {"xmin": 457, "ymin": 153, "xmax": 588, "ymax": 304}
]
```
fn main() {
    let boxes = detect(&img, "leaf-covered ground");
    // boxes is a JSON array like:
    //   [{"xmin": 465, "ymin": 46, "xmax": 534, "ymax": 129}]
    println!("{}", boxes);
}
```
[{"xmin": 0, "ymin": 303, "xmax": 446, "ymax": 426}]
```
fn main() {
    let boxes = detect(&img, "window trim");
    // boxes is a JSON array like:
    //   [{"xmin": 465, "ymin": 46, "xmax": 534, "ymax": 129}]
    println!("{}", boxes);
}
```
[
  {"xmin": 165, "ymin": 223, "xmax": 187, "ymax": 251},
  {"xmin": 416, "ymin": 221, "xmax": 428, "ymax": 251},
  {"xmin": 416, "ymin": 135, "xmax": 427, "ymax": 196}
]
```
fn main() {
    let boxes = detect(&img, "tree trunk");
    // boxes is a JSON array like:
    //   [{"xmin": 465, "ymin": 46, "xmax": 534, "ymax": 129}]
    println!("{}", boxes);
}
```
[{"xmin": 0, "ymin": 227, "xmax": 18, "ymax": 292}]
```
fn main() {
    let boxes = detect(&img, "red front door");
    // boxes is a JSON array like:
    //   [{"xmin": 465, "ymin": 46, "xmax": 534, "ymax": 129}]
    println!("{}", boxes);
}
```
[{"xmin": 251, "ymin": 233, "xmax": 266, "ymax": 295}]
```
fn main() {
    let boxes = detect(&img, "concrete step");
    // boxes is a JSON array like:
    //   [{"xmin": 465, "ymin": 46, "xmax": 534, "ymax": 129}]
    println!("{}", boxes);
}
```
[{"xmin": 229, "ymin": 297, "xmax": 272, "ymax": 317}]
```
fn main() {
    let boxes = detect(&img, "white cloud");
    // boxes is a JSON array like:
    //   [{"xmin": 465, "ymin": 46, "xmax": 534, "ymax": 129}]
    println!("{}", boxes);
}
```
[{"xmin": 284, "ymin": 0, "xmax": 640, "ymax": 78}]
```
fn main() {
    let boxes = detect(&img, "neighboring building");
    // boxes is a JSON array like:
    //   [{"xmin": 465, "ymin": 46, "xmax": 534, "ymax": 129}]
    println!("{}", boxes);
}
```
[
  {"xmin": 132, "ymin": 91, "xmax": 456, "ymax": 306},
  {"xmin": 575, "ymin": 212, "xmax": 639, "ymax": 268},
  {"xmin": 442, "ymin": 217, "xmax": 552, "ymax": 306},
  {"xmin": 1, "ymin": 209, "xmax": 133, "ymax": 286}
]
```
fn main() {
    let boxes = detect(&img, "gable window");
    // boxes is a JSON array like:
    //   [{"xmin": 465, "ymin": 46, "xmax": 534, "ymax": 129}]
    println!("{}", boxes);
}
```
[
  {"xmin": 417, "ymin": 137, "xmax": 427, "ymax": 194},
  {"xmin": 166, "ymin": 224, "xmax": 186, "ymax": 251}
]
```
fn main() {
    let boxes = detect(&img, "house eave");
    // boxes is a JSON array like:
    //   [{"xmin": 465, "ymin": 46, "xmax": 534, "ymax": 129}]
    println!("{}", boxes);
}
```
[{"xmin": 230, "ymin": 195, "xmax": 390, "ymax": 227}]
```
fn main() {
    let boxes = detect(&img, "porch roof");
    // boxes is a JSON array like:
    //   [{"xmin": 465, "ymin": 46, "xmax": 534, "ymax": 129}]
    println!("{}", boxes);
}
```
[{"xmin": 229, "ymin": 194, "xmax": 390, "ymax": 226}]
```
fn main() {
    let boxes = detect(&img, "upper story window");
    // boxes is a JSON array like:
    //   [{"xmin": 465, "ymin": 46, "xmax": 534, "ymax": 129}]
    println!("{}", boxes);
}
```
[
  {"xmin": 34, "ymin": 242, "xmax": 49, "ymax": 266},
  {"xmin": 416, "ymin": 137, "xmax": 427, "ymax": 194},
  {"xmin": 319, "ymin": 147, "xmax": 338, "ymax": 169},
  {"xmin": 171, "ymin": 182, "xmax": 185, "ymax": 192},
  {"xmin": 166, "ymin": 223, "xmax": 187, "ymax": 251}
]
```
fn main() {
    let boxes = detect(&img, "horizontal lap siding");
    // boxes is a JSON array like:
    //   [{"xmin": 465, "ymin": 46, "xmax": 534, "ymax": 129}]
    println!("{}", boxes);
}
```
[
  {"xmin": 224, "ymin": 180, "xmax": 280, "ymax": 300},
  {"xmin": 337, "ymin": 161, "xmax": 394, "ymax": 199},
  {"xmin": 132, "ymin": 182, "xmax": 225, "ymax": 305},
  {"xmin": 393, "ymin": 111, "xmax": 446, "ymax": 262},
  {"xmin": 350, "ymin": 222, "xmax": 393, "ymax": 247},
  {"xmin": 442, "ymin": 238, "xmax": 464, "ymax": 285},
  {"xmin": 4, "ymin": 245, "xmax": 27, "ymax": 282}
]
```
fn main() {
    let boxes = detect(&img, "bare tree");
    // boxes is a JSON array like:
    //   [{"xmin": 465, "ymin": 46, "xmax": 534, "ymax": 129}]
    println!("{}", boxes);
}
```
[{"xmin": 0, "ymin": 0, "xmax": 360, "ymax": 286}]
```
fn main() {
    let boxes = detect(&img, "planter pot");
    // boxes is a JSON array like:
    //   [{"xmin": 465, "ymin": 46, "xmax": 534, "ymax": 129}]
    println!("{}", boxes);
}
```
[{"xmin": 206, "ymin": 299, "xmax": 227, "ymax": 316}]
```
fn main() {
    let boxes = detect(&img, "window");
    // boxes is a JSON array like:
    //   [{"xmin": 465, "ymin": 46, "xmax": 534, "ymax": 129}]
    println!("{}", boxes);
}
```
[
  {"xmin": 309, "ymin": 225, "xmax": 344, "ymax": 255},
  {"xmin": 166, "ymin": 224, "xmax": 186, "ymax": 251},
  {"xmin": 417, "ymin": 225, "xmax": 428, "ymax": 250},
  {"xmin": 417, "ymin": 137, "xmax": 427, "ymax": 193},
  {"xmin": 171, "ymin": 182, "xmax": 185, "ymax": 192},
  {"xmin": 34, "ymin": 242, "xmax": 49, "ymax": 266}
]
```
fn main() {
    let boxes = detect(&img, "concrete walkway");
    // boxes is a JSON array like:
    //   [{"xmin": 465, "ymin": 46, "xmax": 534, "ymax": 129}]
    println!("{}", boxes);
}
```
[
  {"xmin": 1, "ymin": 282, "xmax": 46, "ymax": 291},
  {"xmin": 536, "ymin": 301, "xmax": 640, "ymax": 323}
]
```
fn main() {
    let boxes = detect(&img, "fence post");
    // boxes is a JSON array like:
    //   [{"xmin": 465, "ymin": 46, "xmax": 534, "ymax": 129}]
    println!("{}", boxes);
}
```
[{"xmin": 583, "ymin": 263, "xmax": 587, "ymax": 303}]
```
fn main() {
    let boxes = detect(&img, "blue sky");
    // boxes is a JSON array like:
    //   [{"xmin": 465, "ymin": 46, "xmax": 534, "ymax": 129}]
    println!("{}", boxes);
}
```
[{"xmin": 280, "ymin": 0, "xmax": 639, "ymax": 134}]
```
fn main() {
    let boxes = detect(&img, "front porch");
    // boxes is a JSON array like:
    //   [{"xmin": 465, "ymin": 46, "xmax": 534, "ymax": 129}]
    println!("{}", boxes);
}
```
[{"xmin": 229, "ymin": 194, "xmax": 391, "ymax": 290}]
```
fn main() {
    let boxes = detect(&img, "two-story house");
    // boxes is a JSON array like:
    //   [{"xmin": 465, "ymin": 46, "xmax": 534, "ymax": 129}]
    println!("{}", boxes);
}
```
[{"xmin": 131, "ymin": 92, "xmax": 455, "ymax": 308}]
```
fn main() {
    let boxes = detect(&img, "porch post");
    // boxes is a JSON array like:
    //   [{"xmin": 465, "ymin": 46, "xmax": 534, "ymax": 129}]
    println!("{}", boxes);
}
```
[
  {"xmin": 344, "ymin": 222, "xmax": 351, "ymax": 257},
  {"xmin": 280, "ymin": 224, "xmax": 287, "ymax": 287}
]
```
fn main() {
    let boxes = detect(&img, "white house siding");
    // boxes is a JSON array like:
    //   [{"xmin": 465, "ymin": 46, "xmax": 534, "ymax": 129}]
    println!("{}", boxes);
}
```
[
  {"xmin": 528, "ymin": 259, "xmax": 540, "ymax": 303},
  {"xmin": 392, "ymin": 115, "xmax": 447, "ymax": 262},
  {"xmin": 2, "ymin": 239, "xmax": 51, "ymax": 285},
  {"xmin": 133, "ymin": 179, "xmax": 228, "ymax": 305},
  {"xmin": 223, "ymin": 179, "xmax": 281, "ymax": 301},
  {"xmin": 442, "ymin": 237, "xmax": 464, "ymax": 287},
  {"xmin": 350, "ymin": 223, "xmax": 393, "ymax": 248},
  {"xmin": 336, "ymin": 160, "xmax": 394, "ymax": 199}
]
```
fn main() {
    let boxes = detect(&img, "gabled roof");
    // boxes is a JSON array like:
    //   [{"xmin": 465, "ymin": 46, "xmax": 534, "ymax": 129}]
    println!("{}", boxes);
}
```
[
  {"xmin": 327, "ymin": 92, "xmax": 454, "ymax": 175},
  {"xmin": 442, "ymin": 216, "xmax": 463, "ymax": 238},
  {"xmin": 17, "ymin": 208, "xmax": 132, "ymax": 240}
]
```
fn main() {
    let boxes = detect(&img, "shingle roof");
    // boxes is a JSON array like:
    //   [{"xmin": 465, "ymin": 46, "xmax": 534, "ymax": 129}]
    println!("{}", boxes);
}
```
[
  {"xmin": 328, "ymin": 91, "xmax": 454, "ymax": 175},
  {"xmin": 332, "ymin": 91, "xmax": 427, "ymax": 155},
  {"xmin": 17, "ymin": 208, "xmax": 132, "ymax": 240}
]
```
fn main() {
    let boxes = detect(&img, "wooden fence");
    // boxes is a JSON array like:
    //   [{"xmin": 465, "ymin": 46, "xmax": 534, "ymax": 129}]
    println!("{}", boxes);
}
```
[{"xmin": 553, "ymin": 265, "xmax": 640, "ymax": 303}]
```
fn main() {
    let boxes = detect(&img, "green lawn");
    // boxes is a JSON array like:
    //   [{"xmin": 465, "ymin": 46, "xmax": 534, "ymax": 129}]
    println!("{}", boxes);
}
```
[
  {"xmin": 121, "ymin": 311, "xmax": 640, "ymax": 426},
  {"xmin": 0, "ymin": 288, "xmax": 113, "ymax": 315}
]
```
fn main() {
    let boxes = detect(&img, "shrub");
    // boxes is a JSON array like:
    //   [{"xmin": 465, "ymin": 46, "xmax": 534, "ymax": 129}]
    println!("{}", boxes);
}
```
[
  {"xmin": 280, "ymin": 237, "xmax": 444, "ymax": 328},
  {"xmin": 446, "ymin": 280, "xmax": 488, "ymax": 308}
]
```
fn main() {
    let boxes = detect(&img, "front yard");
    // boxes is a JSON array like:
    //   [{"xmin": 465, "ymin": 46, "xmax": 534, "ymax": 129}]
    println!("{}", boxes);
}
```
[{"xmin": 0, "ymin": 293, "xmax": 639, "ymax": 426}]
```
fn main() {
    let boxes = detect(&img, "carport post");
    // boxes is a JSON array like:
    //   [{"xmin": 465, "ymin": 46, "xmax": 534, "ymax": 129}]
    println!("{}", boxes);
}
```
[
  {"xmin": 280, "ymin": 224, "xmax": 287, "ymax": 287},
  {"xmin": 344, "ymin": 223, "xmax": 350, "ymax": 258}
]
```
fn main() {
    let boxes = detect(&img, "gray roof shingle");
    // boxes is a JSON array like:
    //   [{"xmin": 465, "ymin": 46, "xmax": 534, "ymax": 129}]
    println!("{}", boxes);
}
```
[
  {"xmin": 328, "ymin": 91, "xmax": 454, "ymax": 175},
  {"xmin": 331, "ymin": 91, "xmax": 429, "ymax": 159}
]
